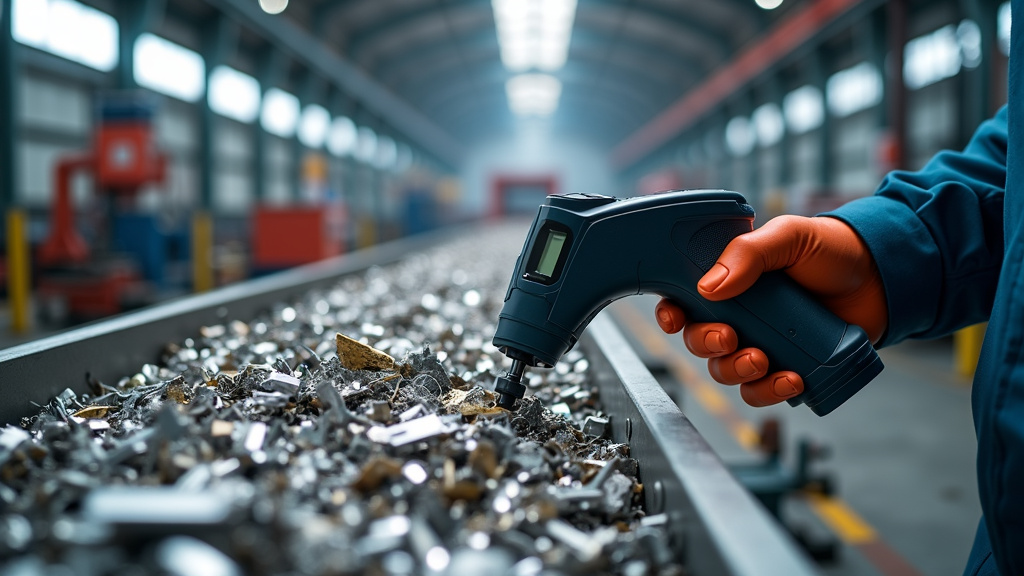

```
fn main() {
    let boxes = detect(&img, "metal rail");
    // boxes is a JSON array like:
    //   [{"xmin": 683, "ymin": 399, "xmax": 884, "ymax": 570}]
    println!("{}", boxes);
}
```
[
  {"xmin": 583, "ymin": 314, "xmax": 818, "ymax": 575},
  {"xmin": 0, "ymin": 229, "xmax": 818, "ymax": 575}
]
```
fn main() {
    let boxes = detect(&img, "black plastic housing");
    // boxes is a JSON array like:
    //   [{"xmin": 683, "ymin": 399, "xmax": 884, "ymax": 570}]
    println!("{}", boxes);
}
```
[{"xmin": 492, "ymin": 191, "xmax": 883, "ymax": 416}]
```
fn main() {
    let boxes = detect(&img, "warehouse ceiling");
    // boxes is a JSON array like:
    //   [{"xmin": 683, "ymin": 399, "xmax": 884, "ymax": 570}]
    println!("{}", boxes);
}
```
[{"xmin": 161, "ymin": 0, "xmax": 811, "ymax": 158}]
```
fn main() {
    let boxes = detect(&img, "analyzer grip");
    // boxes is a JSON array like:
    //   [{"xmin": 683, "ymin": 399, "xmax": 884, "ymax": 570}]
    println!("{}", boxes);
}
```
[{"xmin": 678, "ymin": 220, "xmax": 883, "ymax": 416}]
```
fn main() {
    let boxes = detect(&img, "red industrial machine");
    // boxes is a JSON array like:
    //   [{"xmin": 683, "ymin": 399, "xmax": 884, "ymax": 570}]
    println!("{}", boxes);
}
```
[{"xmin": 36, "ymin": 94, "xmax": 167, "ymax": 323}]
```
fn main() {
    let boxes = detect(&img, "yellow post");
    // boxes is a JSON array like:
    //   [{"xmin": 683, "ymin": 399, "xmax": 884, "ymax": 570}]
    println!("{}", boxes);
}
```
[
  {"xmin": 6, "ymin": 209, "xmax": 30, "ymax": 334},
  {"xmin": 192, "ymin": 211, "xmax": 214, "ymax": 293},
  {"xmin": 356, "ymin": 217, "xmax": 377, "ymax": 249},
  {"xmin": 954, "ymin": 323, "xmax": 987, "ymax": 379}
]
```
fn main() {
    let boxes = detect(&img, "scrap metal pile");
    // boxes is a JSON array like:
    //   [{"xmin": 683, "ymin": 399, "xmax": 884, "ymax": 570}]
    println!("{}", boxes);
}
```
[{"xmin": 0, "ymin": 228, "xmax": 682, "ymax": 576}]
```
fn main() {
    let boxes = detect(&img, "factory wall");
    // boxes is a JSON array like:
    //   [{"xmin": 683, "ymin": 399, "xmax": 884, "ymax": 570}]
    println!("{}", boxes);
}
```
[{"xmin": 460, "ymin": 129, "xmax": 616, "ymax": 216}]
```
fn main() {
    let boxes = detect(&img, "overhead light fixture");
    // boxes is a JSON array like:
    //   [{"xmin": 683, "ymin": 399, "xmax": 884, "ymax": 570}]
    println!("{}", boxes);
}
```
[
  {"xmin": 258, "ymin": 0, "xmax": 288, "ymax": 15},
  {"xmin": 755, "ymin": 0, "xmax": 783, "ymax": 9},
  {"xmin": 506, "ymin": 74, "xmax": 561, "ymax": 117},
  {"xmin": 298, "ymin": 104, "xmax": 331, "ymax": 149},
  {"xmin": 492, "ymin": 0, "xmax": 576, "ymax": 72}
]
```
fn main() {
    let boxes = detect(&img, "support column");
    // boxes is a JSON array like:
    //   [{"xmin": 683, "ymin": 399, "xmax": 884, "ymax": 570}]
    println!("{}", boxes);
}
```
[
  {"xmin": 199, "ymin": 15, "xmax": 237, "ymax": 211},
  {"xmin": 114, "ymin": 0, "xmax": 165, "ymax": 89},
  {"xmin": 810, "ymin": 48, "xmax": 833, "ymax": 191},
  {"xmin": 885, "ymin": 0, "xmax": 908, "ymax": 171},
  {"xmin": 0, "ymin": 0, "xmax": 17, "ymax": 220},
  {"xmin": 254, "ymin": 48, "xmax": 286, "ymax": 202},
  {"xmin": 294, "ymin": 71, "xmax": 325, "ymax": 202}
]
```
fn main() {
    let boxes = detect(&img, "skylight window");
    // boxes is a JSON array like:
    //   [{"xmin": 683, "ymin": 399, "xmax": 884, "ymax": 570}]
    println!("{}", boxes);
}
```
[
  {"xmin": 298, "ymin": 104, "xmax": 331, "ymax": 149},
  {"xmin": 506, "ymin": 74, "xmax": 561, "ymax": 117},
  {"xmin": 13, "ymin": 0, "xmax": 118, "ymax": 72},
  {"xmin": 826, "ymin": 62, "xmax": 882, "ymax": 117},
  {"xmin": 134, "ymin": 33, "xmax": 206, "ymax": 102},
  {"xmin": 492, "ymin": 0, "xmax": 576, "ymax": 72},
  {"xmin": 783, "ymin": 85, "xmax": 824, "ymax": 134},
  {"xmin": 209, "ymin": 66, "xmax": 261, "ymax": 123},
  {"xmin": 261, "ymin": 88, "xmax": 300, "ymax": 138}
]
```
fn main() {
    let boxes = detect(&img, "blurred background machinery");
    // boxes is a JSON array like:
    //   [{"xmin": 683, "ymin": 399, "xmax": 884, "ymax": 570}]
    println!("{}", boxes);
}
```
[{"xmin": 0, "ymin": 0, "xmax": 1005, "ymax": 574}]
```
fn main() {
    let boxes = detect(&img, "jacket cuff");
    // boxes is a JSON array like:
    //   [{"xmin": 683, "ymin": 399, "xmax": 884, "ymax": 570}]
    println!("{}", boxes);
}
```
[{"xmin": 821, "ymin": 195, "xmax": 943, "ymax": 347}]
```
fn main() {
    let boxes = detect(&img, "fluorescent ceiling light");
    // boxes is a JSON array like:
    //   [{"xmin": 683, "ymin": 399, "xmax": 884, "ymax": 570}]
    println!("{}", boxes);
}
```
[
  {"xmin": 755, "ymin": 0, "xmax": 783, "ymax": 9},
  {"xmin": 752, "ymin": 103, "xmax": 784, "ymax": 147},
  {"xmin": 904, "ymin": 25, "xmax": 962, "ymax": 90},
  {"xmin": 826, "ymin": 62, "xmax": 882, "ymax": 117},
  {"xmin": 783, "ymin": 85, "xmax": 823, "ymax": 134},
  {"xmin": 209, "ymin": 66, "xmax": 261, "ymax": 123},
  {"xmin": 14, "ymin": 0, "xmax": 118, "ymax": 72},
  {"xmin": 261, "ymin": 88, "xmax": 300, "ymax": 138},
  {"xmin": 298, "ymin": 104, "xmax": 331, "ymax": 149},
  {"xmin": 327, "ymin": 116, "xmax": 358, "ymax": 157},
  {"xmin": 492, "ymin": 0, "xmax": 576, "ymax": 73},
  {"xmin": 259, "ymin": 0, "xmax": 288, "ymax": 14},
  {"xmin": 506, "ymin": 74, "xmax": 561, "ymax": 117}
]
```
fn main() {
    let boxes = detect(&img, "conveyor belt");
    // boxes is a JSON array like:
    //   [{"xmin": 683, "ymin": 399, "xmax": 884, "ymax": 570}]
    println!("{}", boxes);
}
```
[{"xmin": 0, "ymin": 224, "xmax": 817, "ymax": 575}]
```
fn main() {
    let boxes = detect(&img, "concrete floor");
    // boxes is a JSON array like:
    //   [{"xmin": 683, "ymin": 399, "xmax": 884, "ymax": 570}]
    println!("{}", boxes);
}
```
[{"xmin": 609, "ymin": 295, "xmax": 979, "ymax": 576}]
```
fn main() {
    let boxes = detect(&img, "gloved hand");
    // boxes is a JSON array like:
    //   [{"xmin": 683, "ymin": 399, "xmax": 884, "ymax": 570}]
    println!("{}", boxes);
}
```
[{"xmin": 655, "ymin": 215, "xmax": 888, "ymax": 407}]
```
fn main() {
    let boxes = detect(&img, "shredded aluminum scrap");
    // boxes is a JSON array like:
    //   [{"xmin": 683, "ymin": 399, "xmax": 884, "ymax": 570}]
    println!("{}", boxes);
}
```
[{"xmin": 0, "ymin": 227, "xmax": 682, "ymax": 576}]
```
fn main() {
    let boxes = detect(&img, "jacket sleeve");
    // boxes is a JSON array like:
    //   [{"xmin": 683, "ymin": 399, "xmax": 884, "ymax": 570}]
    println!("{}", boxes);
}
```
[{"xmin": 823, "ymin": 106, "xmax": 1008, "ymax": 347}]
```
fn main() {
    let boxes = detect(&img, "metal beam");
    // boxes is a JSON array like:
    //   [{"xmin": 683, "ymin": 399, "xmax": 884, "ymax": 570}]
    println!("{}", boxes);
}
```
[
  {"xmin": 0, "ymin": 0, "xmax": 16, "ymax": 216},
  {"xmin": 204, "ymin": 0, "xmax": 464, "ymax": 168},
  {"xmin": 410, "ymin": 64, "xmax": 664, "ymax": 122},
  {"xmin": 348, "ymin": 0, "xmax": 490, "ymax": 58},
  {"xmin": 612, "ymin": 0, "xmax": 882, "ymax": 171},
  {"xmin": 375, "ymin": 26, "xmax": 706, "ymax": 95},
  {"xmin": 383, "ymin": 32, "xmax": 697, "ymax": 99}
]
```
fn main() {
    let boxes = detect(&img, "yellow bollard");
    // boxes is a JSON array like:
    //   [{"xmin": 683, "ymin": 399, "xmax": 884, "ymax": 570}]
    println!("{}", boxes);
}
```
[
  {"xmin": 954, "ymin": 323, "xmax": 987, "ymax": 379},
  {"xmin": 192, "ymin": 211, "xmax": 214, "ymax": 293},
  {"xmin": 356, "ymin": 217, "xmax": 377, "ymax": 250},
  {"xmin": 6, "ymin": 209, "xmax": 30, "ymax": 334}
]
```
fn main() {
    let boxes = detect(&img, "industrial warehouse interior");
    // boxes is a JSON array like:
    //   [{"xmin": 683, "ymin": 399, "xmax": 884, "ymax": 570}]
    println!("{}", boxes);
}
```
[{"xmin": 0, "ymin": 0, "xmax": 1012, "ymax": 575}]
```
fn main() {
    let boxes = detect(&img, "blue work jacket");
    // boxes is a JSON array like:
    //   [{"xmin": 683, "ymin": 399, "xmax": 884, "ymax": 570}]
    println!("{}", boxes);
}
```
[{"xmin": 826, "ymin": 5, "xmax": 1021, "ymax": 574}]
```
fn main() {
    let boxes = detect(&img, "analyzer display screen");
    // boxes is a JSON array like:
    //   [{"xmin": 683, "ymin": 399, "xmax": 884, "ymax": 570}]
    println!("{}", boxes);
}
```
[{"xmin": 535, "ymin": 230, "xmax": 567, "ymax": 277}]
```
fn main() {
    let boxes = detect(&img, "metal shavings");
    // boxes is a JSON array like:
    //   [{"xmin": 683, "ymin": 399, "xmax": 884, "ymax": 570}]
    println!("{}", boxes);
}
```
[{"xmin": 4, "ymin": 224, "xmax": 681, "ymax": 576}]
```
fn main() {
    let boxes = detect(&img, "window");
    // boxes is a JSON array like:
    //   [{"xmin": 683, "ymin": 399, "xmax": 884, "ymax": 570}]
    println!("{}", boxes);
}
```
[
  {"xmin": 355, "ymin": 127, "xmax": 377, "ymax": 164},
  {"xmin": 298, "ymin": 104, "xmax": 331, "ymax": 149},
  {"xmin": 260, "ymin": 88, "xmax": 300, "ymax": 138},
  {"xmin": 999, "ymin": 2, "xmax": 1011, "ymax": 56},
  {"xmin": 13, "ymin": 0, "xmax": 118, "ymax": 71},
  {"xmin": 904, "ymin": 25, "xmax": 962, "ymax": 90},
  {"xmin": 725, "ymin": 116, "xmax": 755, "ymax": 157},
  {"xmin": 827, "ymin": 62, "xmax": 882, "ymax": 117},
  {"xmin": 134, "ymin": 33, "xmax": 205, "ymax": 102},
  {"xmin": 209, "ymin": 66, "xmax": 261, "ymax": 123},
  {"xmin": 375, "ymin": 136, "xmax": 397, "ymax": 169},
  {"xmin": 752, "ymin": 103, "xmax": 784, "ymax": 147},
  {"xmin": 783, "ymin": 85, "xmax": 824, "ymax": 134},
  {"xmin": 327, "ymin": 116, "xmax": 358, "ymax": 157}
]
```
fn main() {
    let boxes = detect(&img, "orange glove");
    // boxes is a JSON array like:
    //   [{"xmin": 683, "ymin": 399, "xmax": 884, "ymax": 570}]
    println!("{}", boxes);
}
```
[{"xmin": 655, "ymin": 215, "xmax": 888, "ymax": 407}]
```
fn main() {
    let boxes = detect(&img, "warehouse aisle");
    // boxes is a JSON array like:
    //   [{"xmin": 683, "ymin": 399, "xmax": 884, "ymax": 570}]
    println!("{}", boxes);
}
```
[{"xmin": 610, "ymin": 296, "xmax": 980, "ymax": 576}]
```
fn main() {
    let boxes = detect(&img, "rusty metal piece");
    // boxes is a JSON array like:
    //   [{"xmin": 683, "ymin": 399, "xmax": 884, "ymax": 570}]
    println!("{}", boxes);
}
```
[
  {"xmin": 165, "ymin": 377, "xmax": 193, "ymax": 404},
  {"xmin": 336, "ymin": 333, "xmax": 396, "ymax": 371},
  {"xmin": 352, "ymin": 456, "xmax": 404, "ymax": 493},
  {"xmin": 71, "ymin": 405, "xmax": 110, "ymax": 419}
]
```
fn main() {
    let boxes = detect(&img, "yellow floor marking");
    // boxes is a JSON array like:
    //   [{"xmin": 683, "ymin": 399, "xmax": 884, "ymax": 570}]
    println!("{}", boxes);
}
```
[{"xmin": 805, "ymin": 493, "xmax": 878, "ymax": 545}]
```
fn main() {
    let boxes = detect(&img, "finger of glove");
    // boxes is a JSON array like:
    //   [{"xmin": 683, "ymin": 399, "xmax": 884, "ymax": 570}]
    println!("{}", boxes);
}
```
[
  {"xmin": 681, "ymin": 323, "xmax": 737, "ymax": 358},
  {"xmin": 654, "ymin": 298, "xmax": 686, "ymax": 334},
  {"xmin": 739, "ymin": 371, "xmax": 804, "ymax": 407},
  {"xmin": 706, "ymin": 347, "xmax": 770, "ymax": 385},
  {"xmin": 698, "ymin": 217, "xmax": 808, "ymax": 301}
]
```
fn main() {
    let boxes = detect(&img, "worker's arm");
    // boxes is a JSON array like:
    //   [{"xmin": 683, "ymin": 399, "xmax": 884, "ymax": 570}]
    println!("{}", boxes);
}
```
[{"xmin": 656, "ymin": 105, "xmax": 1008, "ymax": 406}]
